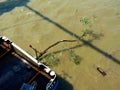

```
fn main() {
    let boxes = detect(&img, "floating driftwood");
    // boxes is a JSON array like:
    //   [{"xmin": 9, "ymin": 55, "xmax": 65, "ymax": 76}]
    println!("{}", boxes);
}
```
[
  {"xmin": 29, "ymin": 39, "xmax": 78, "ymax": 59},
  {"xmin": 97, "ymin": 67, "xmax": 107, "ymax": 76}
]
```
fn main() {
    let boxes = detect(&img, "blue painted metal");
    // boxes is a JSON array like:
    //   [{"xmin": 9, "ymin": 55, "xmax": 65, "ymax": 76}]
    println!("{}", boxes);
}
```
[
  {"xmin": 20, "ymin": 83, "xmax": 35, "ymax": 90},
  {"xmin": 52, "ymin": 80, "xmax": 59, "ymax": 90}
]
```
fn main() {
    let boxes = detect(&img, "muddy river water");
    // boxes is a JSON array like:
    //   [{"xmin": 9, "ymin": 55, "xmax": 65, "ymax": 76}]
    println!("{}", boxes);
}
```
[{"xmin": 0, "ymin": 0, "xmax": 120, "ymax": 90}]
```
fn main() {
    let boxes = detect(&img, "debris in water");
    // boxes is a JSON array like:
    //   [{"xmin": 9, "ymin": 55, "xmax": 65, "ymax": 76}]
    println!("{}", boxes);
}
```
[{"xmin": 97, "ymin": 66, "xmax": 107, "ymax": 76}]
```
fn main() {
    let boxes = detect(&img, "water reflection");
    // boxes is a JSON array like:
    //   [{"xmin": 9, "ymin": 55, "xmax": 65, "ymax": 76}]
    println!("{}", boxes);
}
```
[{"xmin": 0, "ymin": 0, "xmax": 30, "ymax": 15}]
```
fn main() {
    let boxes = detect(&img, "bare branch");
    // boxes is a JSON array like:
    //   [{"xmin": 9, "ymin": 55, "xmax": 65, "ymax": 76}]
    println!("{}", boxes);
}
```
[{"xmin": 40, "ymin": 40, "xmax": 78, "ymax": 56}]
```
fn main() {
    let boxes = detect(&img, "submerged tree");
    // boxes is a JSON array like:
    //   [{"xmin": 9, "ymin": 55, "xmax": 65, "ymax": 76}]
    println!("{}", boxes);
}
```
[
  {"xmin": 29, "ymin": 15, "xmax": 103, "ymax": 66},
  {"xmin": 80, "ymin": 16, "xmax": 103, "ymax": 40}
]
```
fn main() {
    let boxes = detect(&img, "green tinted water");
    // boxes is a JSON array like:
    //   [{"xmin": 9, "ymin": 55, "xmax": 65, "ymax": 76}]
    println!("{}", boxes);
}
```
[{"xmin": 0, "ymin": 0, "xmax": 120, "ymax": 90}]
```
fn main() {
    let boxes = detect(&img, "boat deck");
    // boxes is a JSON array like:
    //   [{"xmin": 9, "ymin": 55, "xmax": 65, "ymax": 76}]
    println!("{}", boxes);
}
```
[{"xmin": 0, "ymin": 42, "xmax": 51, "ymax": 90}]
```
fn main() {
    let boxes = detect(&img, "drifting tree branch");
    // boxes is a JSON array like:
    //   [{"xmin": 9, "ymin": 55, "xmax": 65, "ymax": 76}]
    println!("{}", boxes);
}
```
[{"xmin": 29, "ymin": 40, "xmax": 78, "ymax": 59}]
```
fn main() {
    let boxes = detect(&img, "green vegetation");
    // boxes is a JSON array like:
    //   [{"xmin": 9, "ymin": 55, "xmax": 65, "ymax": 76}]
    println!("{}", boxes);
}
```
[
  {"xmin": 42, "ymin": 53, "xmax": 60, "ymax": 67},
  {"xmin": 80, "ymin": 16, "xmax": 94, "ymax": 38},
  {"xmin": 80, "ymin": 16, "xmax": 90, "ymax": 25},
  {"xmin": 37, "ymin": 15, "xmax": 103, "ymax": 67},
  {"xmin": 68, "ymin": 49, "xmax": 81, "ymax": 65},
  {"xmin": 38, "ymin": 49, "xmax": 81, "ymax": 66},
  {"xmin": 80, "ymin": 16, "xmax": 103, "ymax": 40}
]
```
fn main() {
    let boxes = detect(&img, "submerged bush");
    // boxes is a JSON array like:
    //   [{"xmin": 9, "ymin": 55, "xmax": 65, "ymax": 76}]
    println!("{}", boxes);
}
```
[
  {"xmin": 80, "ymin": 16, "xmax": 103, "ymax": 40},
  {"xmin": 44, "ymin": 53, "xmax": 60, "ymax": 67},
  {"xmin": 80, "ymin": 16, "xmax": 90, "ymax": 25},
  {"xmin": 68, "ymin": 49, "xmax": 81, "ymax": 65}
]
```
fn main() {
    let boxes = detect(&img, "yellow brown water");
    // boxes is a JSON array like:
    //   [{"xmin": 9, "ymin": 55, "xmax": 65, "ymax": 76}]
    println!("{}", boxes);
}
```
[{"xmin": 0, "ymin": 0, "xmax": 120, "ymax": 90}]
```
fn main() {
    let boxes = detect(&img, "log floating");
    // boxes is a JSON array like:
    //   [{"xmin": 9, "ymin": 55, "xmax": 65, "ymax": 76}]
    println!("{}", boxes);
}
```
[{"xmin": 97, "ymin": 67, "xmax": 107, "ymax": 76}]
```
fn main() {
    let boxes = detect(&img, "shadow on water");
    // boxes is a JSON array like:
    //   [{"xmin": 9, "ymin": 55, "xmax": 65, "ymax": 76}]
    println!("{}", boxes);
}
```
[
  {"xmin": 56, "ymin": 75, "xmax": 73, "ymax": 90},
  {"xmin": 0, "ymin": 0, "xmax": 30, "ymax": 15},
  {"xmin": 25, "ymin": 5, "xmax": 120, "ymax": 65}
]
